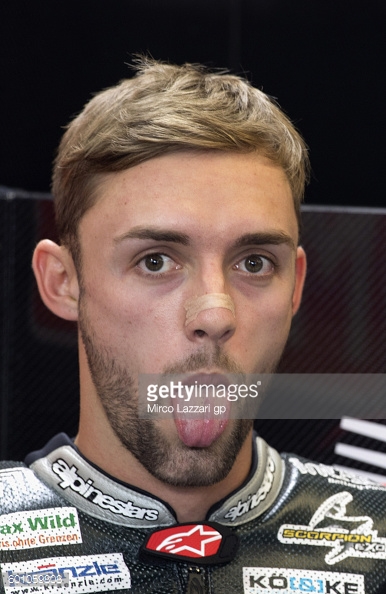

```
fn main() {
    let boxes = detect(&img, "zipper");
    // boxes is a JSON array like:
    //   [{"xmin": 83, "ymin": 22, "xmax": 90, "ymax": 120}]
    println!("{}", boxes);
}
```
[{"xmin": 186, "ymin": 566, "xmax": 206, "ymax": 593}]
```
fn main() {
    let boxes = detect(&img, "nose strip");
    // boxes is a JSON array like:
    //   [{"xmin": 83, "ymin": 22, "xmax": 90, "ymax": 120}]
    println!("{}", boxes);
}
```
[{"xmin": 184, "ymin": 293, "xmax": 236, "ymax": 326}]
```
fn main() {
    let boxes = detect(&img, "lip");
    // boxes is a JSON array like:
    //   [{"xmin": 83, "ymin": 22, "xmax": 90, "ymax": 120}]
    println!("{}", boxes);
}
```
[{"xmin": 180, "ymin": 372, "xmax": 232, "ymax": 388}]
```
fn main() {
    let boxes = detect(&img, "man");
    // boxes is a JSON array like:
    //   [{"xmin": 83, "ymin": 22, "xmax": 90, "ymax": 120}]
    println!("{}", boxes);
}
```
[{"xmin": 1, "ymin": 58, "xmax": 385, "ymax": 593}]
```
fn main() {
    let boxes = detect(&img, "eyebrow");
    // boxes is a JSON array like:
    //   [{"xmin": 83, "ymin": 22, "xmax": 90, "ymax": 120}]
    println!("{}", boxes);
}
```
[
  {"xmin": 234, "ymin": 232, "xmax": 296, "ymax": 251},
  {"xmin": 114, "ymin": 227, "xmax": 190, "ymax": 245},
  {"xmin": 114, "ymin": 227, "xmax": 295, "ymax": 250}
]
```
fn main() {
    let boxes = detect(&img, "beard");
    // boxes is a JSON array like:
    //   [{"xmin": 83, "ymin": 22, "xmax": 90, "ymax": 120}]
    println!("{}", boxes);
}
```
[{"xmin": 78, "ymin": 299, "xmax": 284, "ymax": 488}]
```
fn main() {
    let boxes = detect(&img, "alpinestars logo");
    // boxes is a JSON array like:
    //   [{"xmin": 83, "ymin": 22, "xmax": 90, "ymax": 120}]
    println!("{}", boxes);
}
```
[
  {"xmin": 52, "ymin": 458, "xmax": 158, "ymax": 521},
  {"xmin": 224, "ymin": 456, "xmax": 275, "ymax": 522},
  {"xmin": 278, "ymin": 490, "xmax": 386, "ymax": 564},
  {"xmin": 142, "ymin": 522, "xmax": 239, "ymax": 565},
  {"xmin": 150, "ymin": 524, "xmax": 222, "ymax": 557}
]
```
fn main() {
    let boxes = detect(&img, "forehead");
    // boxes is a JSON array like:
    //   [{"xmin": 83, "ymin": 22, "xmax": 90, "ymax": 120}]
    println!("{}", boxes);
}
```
[{"xmin": 79, "ymin": 151, "xmax": 298, "ymax": 245}]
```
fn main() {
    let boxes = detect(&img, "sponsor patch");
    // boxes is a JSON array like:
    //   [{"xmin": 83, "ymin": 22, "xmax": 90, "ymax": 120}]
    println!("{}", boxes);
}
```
[
  {"xmin": 52, "ymin": 458, "xmax": 159, "ymax": 522},
  {"xmin": 1, "ymin": 554, "xmax": 131, "ymax": 593},
  {"xmin": 0, "ymin": 507, "xmax": 82, "ymax": 550},
  {"xmin": 243, "ymin": 567, "xmax": 365, "ymax": 594},
  {"xmin": 141, "ymin": 522, "xmax": 238, "ymax": 565},
  {"xmin": 278, "ymin": 490, "xmax": 386, "ymax": 564},
  {"xmin": 289, "ymin": 456, "xmax": 386, "ymax": 491}
]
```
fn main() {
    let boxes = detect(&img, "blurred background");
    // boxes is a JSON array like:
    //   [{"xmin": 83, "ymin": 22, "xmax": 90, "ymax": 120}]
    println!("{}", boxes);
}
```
[
  {"xmin": 1, "ymin": 0, "xmax": 385, "ymax": 206},
  {"xmin": 1, "ymin": 0, "xmax": 385, "ymax": 474}
]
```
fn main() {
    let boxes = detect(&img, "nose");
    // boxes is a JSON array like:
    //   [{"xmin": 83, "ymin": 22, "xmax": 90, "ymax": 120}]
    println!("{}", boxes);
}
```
[{"xmin": 184, "ymin": 293, "xmax": 236, "ymax": 344}]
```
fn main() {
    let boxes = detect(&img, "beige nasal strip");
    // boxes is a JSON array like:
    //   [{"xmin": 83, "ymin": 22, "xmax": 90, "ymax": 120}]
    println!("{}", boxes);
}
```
[{"xmin": 184, "ymin": 294, "xmax": 235, "ymax": 326}]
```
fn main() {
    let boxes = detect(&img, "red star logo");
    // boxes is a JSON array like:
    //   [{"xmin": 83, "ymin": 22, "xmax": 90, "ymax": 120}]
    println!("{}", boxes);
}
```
[{"xmin": 147, "ymin": 524, "xmax": 223, "ymax": 558}]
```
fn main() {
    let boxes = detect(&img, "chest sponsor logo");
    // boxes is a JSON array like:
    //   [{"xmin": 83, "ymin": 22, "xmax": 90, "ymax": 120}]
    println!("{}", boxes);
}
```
[
  {"xmin": 0, "ymin": 507, "xmax": 81, "ymax": 550},
  {"xmin": 1, "ymin": 554, "xmax": 131, "ymax": 593},
  {"xmin": 148, "ymin": 524, "xmax": 222, "ymax": 557},
  {"xmin": 52, "ymin": 458, "xmax": 158, "ymax": 521},
  {"xmin": 243, "ymin": 567, "xmax": 364, "ymax": 594},
  {"xmin": 141, "ymin": 522, "xmax": 238, "ymax": 565},
  {"xmin": 224, "ymin": 456, "xmax": 275, "ymax": 522},
  {"xmin": 278, "ymin": 490, "xmax": 386, "ymax": 564},
  {"xmin": 289, "ymin": 456, "xmax": 386, "ymax": 491}
]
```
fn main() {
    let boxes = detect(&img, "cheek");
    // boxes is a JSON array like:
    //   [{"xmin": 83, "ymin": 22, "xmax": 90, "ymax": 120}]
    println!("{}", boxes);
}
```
[
  {"xmin": 82, "ymin": 283, "xmax": 184, "ymax": 352},
  {"xmin": 245, "ymin": 288, "xmax": 294, "ymax": 340}
]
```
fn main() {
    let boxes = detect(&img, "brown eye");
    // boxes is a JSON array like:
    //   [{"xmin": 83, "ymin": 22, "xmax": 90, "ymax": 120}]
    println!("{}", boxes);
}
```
[
  {"xmin": 137, "ymin": 253, "xmax": 181, "ymax": 276},
  {"xmin": 244, "ymin": 255, "xmax": 264, "ymax": 273},
  {"xmin": 234, "ymin": 254, "xmax": 274, "ymax": 276},
  {"xmin": 144, "ymin": 254, "xmax": 164, "ymax": 271}
]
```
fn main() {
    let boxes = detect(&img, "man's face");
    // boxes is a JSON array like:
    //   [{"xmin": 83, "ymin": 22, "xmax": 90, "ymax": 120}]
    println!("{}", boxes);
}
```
[{"xmin": 76, "ymin": 151, "xmax": 305, "ymax": 487}]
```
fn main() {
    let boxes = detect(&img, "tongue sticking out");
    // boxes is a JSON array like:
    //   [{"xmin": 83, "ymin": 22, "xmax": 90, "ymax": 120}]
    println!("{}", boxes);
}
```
[
  {"xmin": 174, "ymin": 418, "xmax": 228, "ymax": 448},
  {"xmin": 171, "ymin": 373, "xmax": 232, "ymax": 447}
]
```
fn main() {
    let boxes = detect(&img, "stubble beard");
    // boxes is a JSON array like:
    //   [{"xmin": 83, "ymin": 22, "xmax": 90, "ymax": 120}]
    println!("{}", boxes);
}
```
[{"xmin": 78, "ymin": 300, "xmax": 285, "ymax": 488}]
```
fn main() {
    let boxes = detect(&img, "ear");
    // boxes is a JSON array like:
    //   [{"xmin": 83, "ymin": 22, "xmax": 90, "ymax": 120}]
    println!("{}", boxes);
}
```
[
  {"xmin": 292, "ymin": 246, "xmax": 307, "ymax": 316},
  {"xmin": 32, "ymin": 239, "xmax": 79, "ymax": 321}
]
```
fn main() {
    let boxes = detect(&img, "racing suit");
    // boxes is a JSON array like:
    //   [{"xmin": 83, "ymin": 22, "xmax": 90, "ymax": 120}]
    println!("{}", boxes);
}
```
[{"xmin": 1, "ymin": 432, "xmax": 386, "ymax": 593}]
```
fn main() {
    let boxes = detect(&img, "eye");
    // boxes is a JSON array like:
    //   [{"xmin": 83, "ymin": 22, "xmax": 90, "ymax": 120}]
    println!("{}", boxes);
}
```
[
  {"xmin": 234, "ymin": 254, "xmax": 274, "ymax": 275},
  {"xmin": 137, "ymin": 253, "xmax": 180, "ymax": 275},
  {"xmin": 143, "ymin": 254, "xmax": 165, "ymax": 272}
]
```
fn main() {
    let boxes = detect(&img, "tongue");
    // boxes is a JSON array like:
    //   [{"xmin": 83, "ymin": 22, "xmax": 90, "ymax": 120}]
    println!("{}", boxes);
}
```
[{"xmin": 174, "ymin": 418, "xmax": 228, "ymax": 448}]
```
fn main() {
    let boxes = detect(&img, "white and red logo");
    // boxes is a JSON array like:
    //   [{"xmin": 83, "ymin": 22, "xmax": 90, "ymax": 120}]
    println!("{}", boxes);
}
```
[
  {"xmin": 142, "ymin": 522, "xmax": 238, "ymax": 565},
  {"xmin": 148, "ymin": 524, "xmax": 222, "ymax": 558}
]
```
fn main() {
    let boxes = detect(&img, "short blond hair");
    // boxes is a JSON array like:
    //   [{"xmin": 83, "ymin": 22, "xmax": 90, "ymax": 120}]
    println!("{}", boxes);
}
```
[{"xmin": 53, "ymin": 57, "xmax": 309, "ymax": 256}]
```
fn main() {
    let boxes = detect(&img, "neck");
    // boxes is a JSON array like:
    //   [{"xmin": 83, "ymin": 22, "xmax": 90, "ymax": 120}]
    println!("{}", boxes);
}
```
[
  {"xmin": 75, "ymin": 410, "xmax": 253, "ymax": 523},
  {"xmin": 76, "ymin": 351, "xmax": 253, "ymax": 521}
]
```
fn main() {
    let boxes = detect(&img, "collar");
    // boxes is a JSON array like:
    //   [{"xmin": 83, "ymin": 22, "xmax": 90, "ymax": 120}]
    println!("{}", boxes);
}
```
[{"xmin": 26, "ymin": 433, "xmax": 284, "ymax": 528}]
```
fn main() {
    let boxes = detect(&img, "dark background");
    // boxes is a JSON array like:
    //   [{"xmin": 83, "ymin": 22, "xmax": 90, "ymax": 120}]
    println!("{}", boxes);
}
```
[
  {"xmin": 1, "ymin": 0, "xmax": 385, "ymax": 206},
  {"xmin": 1, "ymin": 1, "xmax": 386, "ymax": 471}
]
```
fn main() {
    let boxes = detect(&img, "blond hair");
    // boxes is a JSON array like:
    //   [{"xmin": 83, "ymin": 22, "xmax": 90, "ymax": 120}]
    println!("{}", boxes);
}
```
[{"xmin": 53, "ymin": 57, "xmax": 309, "ymax": 256}]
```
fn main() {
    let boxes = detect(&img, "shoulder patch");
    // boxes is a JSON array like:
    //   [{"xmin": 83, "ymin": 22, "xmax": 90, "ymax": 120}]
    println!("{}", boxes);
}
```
[
  {"xmin": 243, "ymin": 567, "xmax": 364, "ymax": 594},
  {"xmin": 0, "ymin": 507, "xmax": 82, "ymax": 550},
  {"xmin": 288, "ymin": 456, "xmax": 386, "ymax": 491},
  {"xmin": 1, "ymin": 553, "xmax": 131, "ymax": 593},
  {"xmin": 278, "ymin": 490, "xmax": 386, "ymax": 564}
]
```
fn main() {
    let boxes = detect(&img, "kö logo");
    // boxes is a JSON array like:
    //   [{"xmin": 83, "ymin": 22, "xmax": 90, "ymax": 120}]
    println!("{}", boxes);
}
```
[
  {"xmin": 243, "ymin": 567, "xmax": 365, "ymax": 594},
  {"xmin": 52, "ymin": 458, "xmax": 158, "ymax": 521}
]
